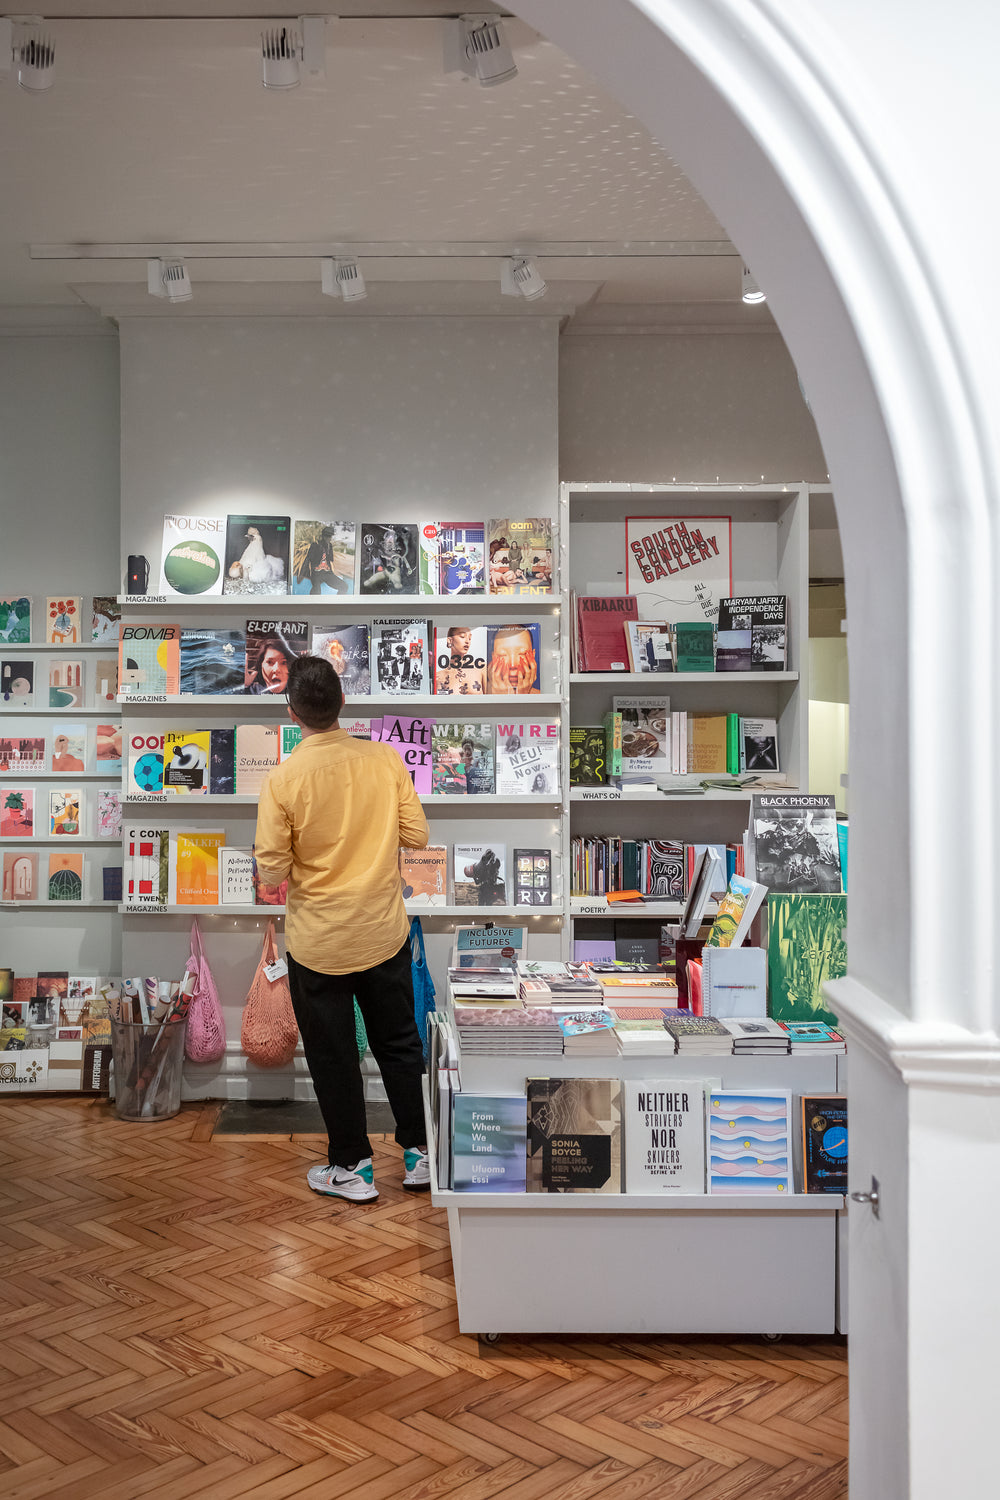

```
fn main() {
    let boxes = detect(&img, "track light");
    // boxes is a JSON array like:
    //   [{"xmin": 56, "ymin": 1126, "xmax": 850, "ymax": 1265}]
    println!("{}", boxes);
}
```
[
  {"xmin": 742, "ymin": 263, "xmax": 766, "ymax": 304},
  {"xmin": 500, "ymin": 256, "xmax": 547, "ymax": 301},
  {"xmin": 147, "ymin": 258, "xmax": 193, "ymax": 304},
  {"xmin": 261, "ymin": 16, "xmax": 326, "ymax": 89},
  {"xmin": 1, "ymin": 17, "xmax": 56, "ymax": 91},
  {"xmin": 444, "ymin": 15, "xmax": 518, "ymax": 87},
  {"xmin": 321, "ymin": 257, "xmax": 367, "ymax": 303}
]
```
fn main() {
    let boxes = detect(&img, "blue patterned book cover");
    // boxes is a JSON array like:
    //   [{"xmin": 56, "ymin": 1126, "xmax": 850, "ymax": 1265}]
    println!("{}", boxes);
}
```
[{"xmin": 707, "ymin": 1090, "xmax": 791, "ymax": 1194}]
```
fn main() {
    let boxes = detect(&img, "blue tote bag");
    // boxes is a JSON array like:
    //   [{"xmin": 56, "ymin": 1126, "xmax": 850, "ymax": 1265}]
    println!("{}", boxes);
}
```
[{"xmin": 409, "ymin": 916, "xmax": 436, "ymax": 1059}]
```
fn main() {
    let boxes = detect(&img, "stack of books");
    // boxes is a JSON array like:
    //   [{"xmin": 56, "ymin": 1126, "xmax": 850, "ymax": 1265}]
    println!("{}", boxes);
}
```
[
  {"xmin": 778, "ymin": 1020, "xmax": 847, "ymax": 1054},
  {"xmin": 515, "ymin": 961, "xmax": 604, "ymax": 1010},
  {"xmin": 589, "ymin": 961, "xmax": 678, "ymax": 1006},
  {"xmin": 663, "ymin": 1014, "xmax": 734, "ymax": 1055},
  {"xmin": 448, "ymin": 961, "xmax": 518, "ymax": 1003},
  {"xmin": 519, "ymin": 977, "xmax": 555, "ymax": 1008},
  {"xmin": 454, "ymin": 1007, "xmax": 563, "ymax": 1057},
  {"xmin": 614, "ymin": 1011, "xmax": 685, "ymax": 1056},
  {"xmin": 720, "ymin": 1017, "xmax": 792, "ymax": 1055},
  {"xmin": 557, "ymin": 1010, "xmax": 621, "ymax": 1057}
]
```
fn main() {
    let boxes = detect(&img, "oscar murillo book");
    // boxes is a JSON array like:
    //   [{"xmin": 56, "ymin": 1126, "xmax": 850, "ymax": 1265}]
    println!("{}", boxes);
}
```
[
  {"xmin": 220, "ymin": 848, "xmax": 255, "ymax": 905},
  {"xmin": 574, "ymin": 595, "xmax": 638, "ymax": 671},
  {"xmin": 159, "ymin": 514, "xmax": 226, "ymax": 596},
  {"xmin": 222, "ymin": 515, "xmax": 291, "ymax": 596},
  {"xmin": 399, "ymin": 846, "xmax": 448, "ymax": 905},
  {"xmin": 707, "ymin": 1090, "xmax": 791, "ymax": 1194},
  {"xmin": 623, "ymin": 1079, "xmax": 709, "ymax": 1193},
  {"xmin": 452, "ymin": 1094, "xmax": 527, "ymax": 1192},
  {"xmin": 614, "ymin": 697, "xmax": 669, "ymax": 780},
  {"xmin": 170, "ymin": 829, "xmax": 225, "ymax": 905},
  {"xmin": 378, "ymin": 714, "xmax": 433, "ymax": 794},
  {"xmin": 234, "ymin": 724, "xmax": 279, "ymax": 795},
  {"xmin": 487, "ymin": 518, "xmax": 554, "ymax": 595},
  {"xmin": 526, "ymin": 1076, "xmax": 622, "ymax": 1193},
  {"xmin": 163, "ymin": 730, "xmax": 211, "ymax": 794},
  {"xmin": 118, "ymin": 623, "xmax": 181, "ymax": 698},
  {"xmin": 800, "ymin": 1095, "xmax": 848, "ymax": 1193},
  {"xmin": 494, "ymin": 720, "xmax": 560, "ymax": 795}
]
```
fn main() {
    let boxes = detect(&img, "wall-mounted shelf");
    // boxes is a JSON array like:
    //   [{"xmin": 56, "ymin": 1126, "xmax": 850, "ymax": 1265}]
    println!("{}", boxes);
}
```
[
  {"xmin": 118, "ymin": 593, "xmax": 565, "ymax": 613},
  {"xmin": 570, "ymin": 671, "xmax": 799, "ymax": 685},
  {"xmin": 118, "ymin": 693, "xmax": 564, "ymax": 708},
  {"xmin": 1, "ymin": 705, "xmax": 121, "ymax": 716}
]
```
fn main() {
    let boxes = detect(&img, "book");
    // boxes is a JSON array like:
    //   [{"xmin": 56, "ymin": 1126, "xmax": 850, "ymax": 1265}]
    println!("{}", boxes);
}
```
[
  {"xmin": 46, "ymin": 596, "xmax": 82, "ymax": 645},
  {"xmin": 0, "ymin": 597, "xmax": 31, "ymax": 645},
  {"xmin": 740, "ymin": 717, "xmax": 779, "ymax": 772},
  {"xmin": 800, "ymin": 1095, "xmax": 848, "ymax": 1193},
  {"xmin": 432, "ymin": 721, "xmax": 494, "ymax": 795},
  {"xmin": 674, "ymin": 621, "xmax": 716, "ymax": 672},
  {"xmin": 291, "ymin": 519, "xmax": 356, "ymax": 595},
  {"xmin": 614, "ymin": 696, "xmax": 670, "ymax": 780},
  {"xmin": 171, "ymin": 829, "xmax": 225, "ymax": 904},
  {"xmin": 663, "ymin": 1014, "xmax": 732, "ymax": 1053},
  {"xmin": 234, "ymin": 724, "xmax": 279, "ymax": 795},
  {"xmin": 623, "ymin": 1079, "xmax": 708, "ymax": 1192},
  {"xmin": 102, "ymin": 865, "xmax": 123, "ymax": 903},
  {"xmin": 48, "ymin": 849, "xmax": 84, "ymax": 902},
  {"xmin": 767, "ymin": 892, "xmax": 846, "ymax": 1027},
  {"xmin": 95, "ymin": 722, "xmax": 122, "ymax": 781},
  {"xmin": 486, "ymin": 622, "xmax": 542, "ymax": 695},
  {"xmin": 399, "ymin": 846, "xmax": 448, "ymax": 904},
  {"xmin": 124, "ymin": 827, "xmax": 169, "ymax": 907},
  {"xmin": 50, "ymin": 723, "xmax": 87, "ymax": 774},
  {"xmin": 434, "ymin": 522, "xmax": 486, "ymax": 595},
  {"xmin": 210, "ymin": 727, "xmax": 235, "ymax": 795},
  {"xmin": 163, "ymin": 730, "xmax": 211, "ymax": 793},
  {"xmin": 91, "ymin": 596, "xmax": 120, "ymax": 645},
  {"xmin": 526, "ymin": 1076, "xmax": 621, "ymax": 1192},
  {"xmin": 97, "ymin": 791, "xmax": 122, "ymax": 839},
  {"xmin": 512, "ymin": 847, "xmax": 552, "ymax": 906},
  {"xmin": 279, "ymin": 724, "xmax": 301, "ymax": 761},
  {"xmin": 707, "ymin": 1090, "xmax": 791, "ymax": 1194},
  {"xmin": 341, "ymin": 716, "xmax": 375, "ymax": 741},
  {"xmin": 94, "ymin": 657, "xmax": 118, "ymax": 702},
  {"xmin": 574, "ymin": 595, "xmax": 638, "ymax": 671},
  {"xmin": 0, "ymin": 734, "xmax": 44, "ymax": 774},
  {"xmin": 644, "ymin": 840, "xmax": 685, "ymax": 900},
  {"xmin": 452, "ymin": 1094, "xmax": 527, "ymax": 1192},
  {"xmin": 1, "ymin": 659, "xmax": 33, "ymax": 705},
  {"xmin": 244, "ymin": 619, "xmax": 309, "ymax": 695},
  {"xmin": 358, "ymin": 523, "xmax": 420, "ymax": 595},
  {"xmin": 311, "ymin": 625, "xmax": 371, "ymax": 695},
  {"xmin": 625, "ymin": 620, "xmax": 673, "ymax": 673},
  {"xmin": 179, "ymin": 629, "xmax": 246, "ymax": 695},
  {"xmin": 430, "ymin": 723, "xmax": 467, "ymax": 793},
  {"xmin": 624, "ymin": 515, "xmax": 733, "ymax": 621},
  {"xmin": 453, "ymin": 843, "xmax": 507, "ymax": 906},
  {"xmin": 0, "ymin": 786, "xmax": 34, "ymax": 837},
  {"xmin": 494, "ymin": 720, "xmax": 560, "ymax": 795},
  {"xmin": 701, "ymin": 944, "xmax": 767, "ymax": 1017},
  {"xmin": 487, "ymin": 518, "xmax": 553, "ymax": 595},
  {"xmin": 749, "ymin": 793, "xmax": 842, "ymax": 893},
  {"xmin": 118, "ymin": 623, "xmax": 180, "ymax": 697},
  {"xmin": 569, "ymin": 726, "xmax": 606, "ymax": 786},
  {"xmin": 433, "ymin": 623, "xmax": 487, "ymax": 695},
  {"xmin": 603, "ymin": 709, "xmax": 622, "ymax": 780},
  {"xmin": 48, "ymin": 659, "xmax": 84, "ymax": 708},
  {"xmin": 379, "ymin": 714, "xmax": 433, "ymax": 793},
  {"xmin": 704, "ymin": 874, "xmax": 768, "ymax": 948},
  {"xmin": 159, "ymin": 514, "xmax": 226, "ymax": 596},
  {"xmin": 371, "ymin": 618, "xmax": 430, "ymax": 694},
  {"xmin": 719, "ymin": 1017, "xmax": 790, "ymax": 1053},
  {"xmin": 220, "ymin": 848, "xmax": 255, "ymax": 904},
  {"xmin": 717, "ymin": 595, "xmax": 788, "ymax": 670},
  {"xmin": 48, "ymin": 787, "xmax": 80, "ymax": 837},
  {"xmin": 715, "ymin": 629, "xmax": 753, "ymax": 672},
  {"xmin": 680, "ymin": 846, "xmax": 726, "ymax": 939},
  {"xmin": 127, "ymin": 730, "xmax": 164, "ymax": 795},
  {"xmin": 2, "ymin": 849, "xmax": 38, "ymax": 900},
  {"xmin": 686, "ymin": 713, "xmax": 728, "ymax": 775},
  {"xmin": 223, "ymin": 514, "xmax": 291, "ymax": 596}
]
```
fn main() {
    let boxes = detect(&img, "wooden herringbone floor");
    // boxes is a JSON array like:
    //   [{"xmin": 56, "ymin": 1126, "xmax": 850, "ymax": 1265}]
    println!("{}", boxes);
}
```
[{"xmin": 0, "ymin": 1097, "xmax": 848, "ymax": 1499}]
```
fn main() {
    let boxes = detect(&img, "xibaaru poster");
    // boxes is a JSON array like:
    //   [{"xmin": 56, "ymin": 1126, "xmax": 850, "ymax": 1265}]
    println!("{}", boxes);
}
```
[{"xmin": 625, "ymin": 516, "xmax": 732, "ymax": 622}]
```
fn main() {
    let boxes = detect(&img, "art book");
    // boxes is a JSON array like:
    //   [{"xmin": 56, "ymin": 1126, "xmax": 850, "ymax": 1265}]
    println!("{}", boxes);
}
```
[
  {"xmin": 486, "ymin": 622, "xmax": 541, "ymax": 695},
  {"xmin": 704, "ymin": 874, "xmax": 768, "ymax": 948},
  {"xmin": 767, "ymin": 892, "xmax": 847, "ymax": 1027},
  {"xmin": 124, "ymin": 826, "xmax": 169, "ymax": 907},
  {"xmin": 644, "ymin": 840, "xmax": 686, "ymax": 900},
  {"xmin": 624, "ymin": 516, "xmax": 732, "ymax": 623},
  {"xmin": 180, "ymin": 629, "xmax": 246, "ymax": 695},
  {"xmin": 569, "ymin": 726, "xmax": 606, "ymax": 786},
  {"xmin": 291, "ymin": 519, "xmax": 356, "ymax": 595},
  {"xmin": 163, "ymin": 730, "xmax": 211, "ymax": 793},
  {"xmin": 434, "ymin": 521, "xmax": 486, "ymax": 595},
  {"xmin": 50, "ymin": 724, "xmax": 86, "ymax": 774},
  {"xmin": 487, "ymin": 518, "xmax": 554, "ymax": 595},
  {"xmin": 674, "ymin": 621, "xmax": 716, "ymax": 672},
  {"xmin": 0, "ymin": 734, "xmax": 44, "ymax": 774},
  {"xmin": 707, "ymin": 1090, "xmax": 791, "ymax": 1195},
  {"xmin": 452, "ymin": 1094, "xmax": 527, "ymax": 1192},
  {"xmin": 46, "ymin": 596, "xmax": 82, "ymax": 645},
  {"xmin": 97, "ymin": 791, "xmax": 122, "ymax": 839},
  {"xmin": 494, "ymin": 720, "xmax": 559, "ymax": 795},
  {"xmin": 159, "ymin": 514, "xmax": 226, "ymax": 596},
  {"xmin": 127, "ymin": 731, "xmax": 164, "ymax": 795},
  {"xmin": 1, "ymin": 659, "xmax": 33, "ymax": 705},
  {"xmin": 210, "ymin": 727, "xmax": 235, "ymax": 794},
  {"xmin": 433, "ymin": 623, "xmax": 486, "ymax": 695},
  {"xmin": 2, "ymin": 849, "xmax": 38, "ymax": 900},
  {"xmin": 749, "ymin": 793, "xmax": 842, "ymax": 893},
  {"xmin": 526, "ymin": 1076, "xmax": 622, "ymax": 1193},
  {"xmin": 399, "ymin": 846, "xmax": 448, "ymax": 905},
  {"xmin": 623, "ymin": 1079, "xmax": 708, "ymax": 1193},
  {"xmin": 223, "ymin": 515, "xmax": 291, "ymax": 596},
  {"xmin": 574, "ymin": 595, "xmax": 638, "ymax": 671},
  {"xmin": 48, "ymin": 659, "xmax": 84, "ymax": 709},
  {"xmin": 91, "ymin": 596, "xmax": 120, "ymax": 644},
  {"xmin": 245, "ymin": 619, "xmax": 309, "ymax": 694},
  {"xmin": 512, "ymin": 847, "xmax": 551, "ymax": 906},
  {"xmin": 118, "ymin": 623, "xmax": 181, "ymax": 697},
  {"xmin": 48, "ymin": 849, "xmax": 84, "ymax": 902},
  {"xmin": 371, "ymin": 619, "xmax": 430, "ymax": 694},
  {"xmin": 625, "ymin": 621, "xmax": 673, "ymax": 673},
  {"xmin": 740, "ymin": 716, "xmax": 779, "ymax": 772},
  {"xmin": 613, "ymin": 696, "xmax": 670, "ymax": 779},
  {"xmin": 358, "ymin": 523, "xmax": 419, "ymax": 595},
  {"xmin": 717, "ymin": 595, "xmax": 788, "ymax": 670},
  {"xmin": 453, "ymin": 843, "xmax": 507, "ymax": 906},
  {"xmin": 311, "ymin": 625, "xmax": 371, "ymax": 695},
  {"xmin": 280, "ymin": 725, "xmax": 301, "ymax": 761},
  {"xmin": 0, "ymin": 597, "xmax": 30, "ymax": 645},
  {"xmin": 715, "ymin": 629, "xmax": 753, "ymax": 672},
  {"xmin": 220, "ymin": 847, "xmax": 255, "ymax": 904},
  {"xmin": 0, "ymin": 787, "xmax": 34, "ymax": 837},
  {"xmin": 800, "ymin": 1095, "xmax": 848, "ymax": 1193},
  {"xmin": 94, "ymin": 658, "xmax": 118, "ymax": 703},
  {"xmin": 430, "ymin": 723, "xmax": 467, "ymax": 793},
  {"xmin": 48, "ymin": 788, "xmax": 80, "ymax": 837},
  {"xmin": 379, "ymin": 714, "xmax": 433, "ymax": 793},
  {"xmin": 234, "ymin": 724, "xmax": 279, "ymax": 795},
  {"xmin": 170, "ymin": 829, "xmax": 225, "ymax": 905}
]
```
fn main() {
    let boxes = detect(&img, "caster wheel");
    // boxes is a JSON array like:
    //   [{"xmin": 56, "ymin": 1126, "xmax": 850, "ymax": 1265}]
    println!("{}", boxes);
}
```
[
  {"xmin": 479, "ymin": 1332, "xmax": 501, "ymax": 1346},
  {"xmin": 760, "ymin": 1332, "xmax": 783, "ymax": 1343}
]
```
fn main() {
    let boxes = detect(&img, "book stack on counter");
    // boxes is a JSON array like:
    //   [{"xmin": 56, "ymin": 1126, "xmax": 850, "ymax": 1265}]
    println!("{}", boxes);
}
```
[
  {"xmin": 663, "ymin": 1014, "xmax": 734, "ymax": 1055},
  {"xmin": 557, "ymin": 1009, "xmax": 621, "ymax": 1058},
  {"xmin": 515, "ymin": 960, "xmax": 604, "ymax": 1010},
  {"xmin": 519, "ymin": 977, "xmax": 556, "ymax": 1009},
  {"xmin": 720, "ymin": 1017, "xmax": 792, "ymax": 1055},
  {"xmin": 447, "ymin": 954, "xmax": 519, "ymax": 1005},
  {"xmin": 609, "ymin": 1006, "xmax": 688, "ymax": 1056},
  {"xmin": 778, "ymin": 1020, "xmax": 847, "ymax": 1054},
  {"xmin": 453, "ymin": 1007, "xmax": 563, "ymax": 1057},
  {"xmin": 589, "ymin": 960, "xmax": 678, "ymax": 1006}
]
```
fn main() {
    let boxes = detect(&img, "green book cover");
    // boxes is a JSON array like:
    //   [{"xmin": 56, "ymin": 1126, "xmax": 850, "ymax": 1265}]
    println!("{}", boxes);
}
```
[
  {"xmin": 674, "ymin": 622, "xmax": 715, "ymax": 672},
  {"xmin": 767, "ymin": 892, "xmax": 846, "ymax": 1026},
  {"xmin": 726, "ymin": 712, "xmax": 741, "ymax": 774},
  {"xmin": 569, "ymin": 726, "xmax": 606, "ymax": 786},
  {"xmin": 603, "ymin": 709, "xmax": 622, "ymax": 778}
]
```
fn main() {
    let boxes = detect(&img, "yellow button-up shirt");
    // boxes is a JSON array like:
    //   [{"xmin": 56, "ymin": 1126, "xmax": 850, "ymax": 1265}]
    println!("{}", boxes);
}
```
[{"xmin": 254, "ymin": 728, "xmax": 430, "ymax": 975}]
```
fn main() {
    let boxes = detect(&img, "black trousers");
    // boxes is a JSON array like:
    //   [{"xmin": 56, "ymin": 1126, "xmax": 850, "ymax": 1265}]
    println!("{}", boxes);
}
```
[{"xmin": 287, "ymin": 939, "xmax": 426, "ymax": 1168}]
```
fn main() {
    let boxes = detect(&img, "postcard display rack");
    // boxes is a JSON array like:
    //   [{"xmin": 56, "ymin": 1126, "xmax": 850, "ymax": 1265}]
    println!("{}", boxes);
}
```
[{"xmin": 425, "ymin": 484, "xmax": 847, "ymax": 1339}]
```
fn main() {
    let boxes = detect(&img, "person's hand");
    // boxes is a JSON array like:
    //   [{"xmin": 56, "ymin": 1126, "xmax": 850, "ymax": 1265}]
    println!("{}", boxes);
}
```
[
  {"xmin": 515, "ymin": 646, "xmax": 538, "ymax": 693},
  {"xmin": 488, "ymin": 653, "xmax": 511, "ymax": 694}
]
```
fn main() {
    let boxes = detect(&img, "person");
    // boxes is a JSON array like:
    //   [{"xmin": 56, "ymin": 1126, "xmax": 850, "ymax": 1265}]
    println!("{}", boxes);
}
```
[
  {"xmin": 246, "ymin": 634, "xmax": 297, "ymax": 694},
  {"xmin": 254, "ymin": 654, "xmax": 432, "ymax": 1203}
]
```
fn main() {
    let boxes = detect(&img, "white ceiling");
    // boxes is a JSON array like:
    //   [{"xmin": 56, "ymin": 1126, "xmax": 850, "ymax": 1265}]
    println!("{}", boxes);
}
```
[{"xmin": 0, "ymin": 4, "xmax": 774, "ymax": 326}]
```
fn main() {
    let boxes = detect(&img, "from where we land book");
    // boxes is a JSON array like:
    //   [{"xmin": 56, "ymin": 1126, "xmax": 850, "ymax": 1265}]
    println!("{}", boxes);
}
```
[
  {"xmin": 623, "ymin": 1079, "xmax": 708, "ymax": 1193},
  {"xmin": 179, "ymin": 629, "xmax": 246, "ymax": 695},
  {"xmin": 222, "ymin": 515, "xmax": 290, "ymax": 596},
  {"xmin": 494, "ymin": 720, "xmax": 560, "ymax": 795},
  {"xmin": 526, "ymin": 1076, "xmax": 622, "ymax": 1193},
  {"xmin": 574, "ymin": 595, "xmax": 638, "ymax": 672},
  {"xmin": 159, "ymin": 515, "xmax": 226, "ymax": 596},
  {"xmin": 717, "ymin": 595, "xmax": 788, "ymax": 669},
  {"xmin": 359, "ymin": 524, "xmax": 419, "ymax": 596},
  {"xmin": 399, "ymin": 846, "xmax": 448, "ymax": 904},
  {"xmin": 707, "ymin": 1089, "xmax": 791, "ymax": 1194},
  {"xmin": 452, "ymin": 1094, "xmax": 527, "ymax": 1192},
  {"xmin": 433, "ymin": 624, "xmax": 486, "ymax": 696},
  {"xmin": 487, "ymin": 518, "xmax": 554, "ymax": 595},
  {"xmin": 118, "ymin": 624, "xmax": 180, "ymax": 698},
  {"xmin": 749, "ymin": 793, "xmax": 842, "ymax": 893},
  {"xmin": 767, "ymin": 891, "xmax": 846, "ymax": 1027},
  {"xmin": 291, "ymin": 520, "xmax": 356, "ymax": 595},
  {"xmin": 311, "ymin": 625, "xmax": 371, "ymax": 695},
  {"xmin": 801, "ymin": 1094, "xmax": 848, "ymax": 1193}
]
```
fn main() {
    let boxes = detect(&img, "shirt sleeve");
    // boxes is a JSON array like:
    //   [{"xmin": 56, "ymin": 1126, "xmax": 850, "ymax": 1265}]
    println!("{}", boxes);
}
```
[
  {"xmin": 397, "ymin": 762, "xmax": 431, "ymax": 850},
  {"xmin": 254, "ymin": 774, "xmax": 293, "ymax": 884}
]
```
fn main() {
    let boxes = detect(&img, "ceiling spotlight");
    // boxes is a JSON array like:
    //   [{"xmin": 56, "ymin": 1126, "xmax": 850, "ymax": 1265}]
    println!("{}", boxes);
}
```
[
  {"xmin": 147, "ymin": 258, "xmax": 193, "ymax": 304},
  {"xmin": 742, "ymin": 263, "xmax": 766, "ymax": 304},
  {"xmin": 500, "ymin": 256, "xmax": 547, "ymax": 301},
  {"xmin": 321, "ymin": 257, "xmax": 367, "ymax": 303},
  {"xmin": 444, "ymin": 15, "xmax": 518, "ymax": 87},
  {"xmin": 1, "ymin": 17, "xmax": 56, "ymax": 91},
  {"xmin": 261, "ymin": 17, "xmax": 326, "ymax": 89}
]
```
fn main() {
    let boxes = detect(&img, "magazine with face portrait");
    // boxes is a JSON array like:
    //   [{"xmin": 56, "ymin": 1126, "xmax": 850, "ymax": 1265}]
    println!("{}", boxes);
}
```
[
  {"xmin": 487, "ymin": 519, "xmax": 554, "ymax": 596},
  {"xmin": 433, "ymin": 624, "xmax": 486, "ymax": 695},
  {"xmin": 486, "ymin": 622, "xmax": 542, "ymax": 695},
  {"xmin": 244, "ymin": 619, "xmax": 309, "ymax": 695},
  {"xmin": 494, "ymin": 720, "xmax": 560, "ymax": 796}
]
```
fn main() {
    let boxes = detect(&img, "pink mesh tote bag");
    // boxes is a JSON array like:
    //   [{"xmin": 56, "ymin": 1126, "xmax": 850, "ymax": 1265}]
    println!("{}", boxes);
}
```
[
  {"xmin": 184, "ymin": 918, "xmax": 227, "ymax": 1064},
  {"xmin": 241, "ymin": 921, "xmax": 298, "ymax": 1068}
]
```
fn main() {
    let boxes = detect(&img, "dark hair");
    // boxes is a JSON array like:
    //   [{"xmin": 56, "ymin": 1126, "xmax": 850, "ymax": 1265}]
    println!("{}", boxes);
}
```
[
  {"xmin": 246, "ymin": 633, "xmax": 295, "ymax": 683},
  {"xmin": 287, "ymin": 655, "xmax": 343, "ymax": 730}
]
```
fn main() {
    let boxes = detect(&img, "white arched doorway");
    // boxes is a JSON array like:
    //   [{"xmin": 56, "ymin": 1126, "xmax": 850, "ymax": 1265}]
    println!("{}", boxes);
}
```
[{"xmin": 515, "ymin": 2, "xmax": 1000, "ymax": 1496}]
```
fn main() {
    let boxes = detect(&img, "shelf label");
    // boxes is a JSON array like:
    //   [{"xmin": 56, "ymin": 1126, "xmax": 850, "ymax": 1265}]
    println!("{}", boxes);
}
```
[
  {"xmin": 119, "ymin": 694, "xmax": 168, "ymax": 704},
  {"xmin": 122, "ymin": 905, "xmax": 169, "ymax": 915},
  {"xmin": 579, "ymin": 788, "xmax": 621, "ymax": 800},
  {"xmin": 573, "ymin": 905, "xmax": 608, "ymax": 915}
]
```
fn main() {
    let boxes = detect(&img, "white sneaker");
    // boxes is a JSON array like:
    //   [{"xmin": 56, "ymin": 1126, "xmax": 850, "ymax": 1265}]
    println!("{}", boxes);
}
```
[
  {"xmin": 402, "ymin": 1146, "xmax": 431, "ymax": 1190},
  {"xmin": 307, "ymin": 1159, "xmax": 378, "ymax": 1202}
]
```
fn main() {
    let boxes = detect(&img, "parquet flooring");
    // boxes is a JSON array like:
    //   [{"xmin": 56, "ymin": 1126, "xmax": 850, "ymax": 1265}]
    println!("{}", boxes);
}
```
[{"xmin": 0, "ymin": 1097, "xmax": 848, "ymax": 1499}]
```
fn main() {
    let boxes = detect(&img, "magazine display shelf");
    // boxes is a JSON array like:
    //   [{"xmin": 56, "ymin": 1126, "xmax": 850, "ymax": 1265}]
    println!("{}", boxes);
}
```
[{"xmin": 118, "ymin": 593, "xmax": 566, "ymax": 613}]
